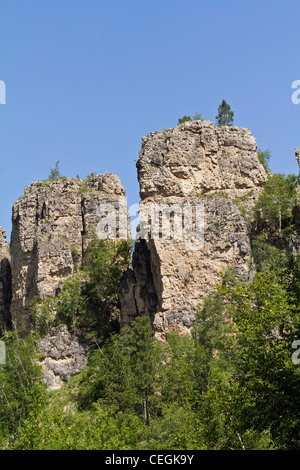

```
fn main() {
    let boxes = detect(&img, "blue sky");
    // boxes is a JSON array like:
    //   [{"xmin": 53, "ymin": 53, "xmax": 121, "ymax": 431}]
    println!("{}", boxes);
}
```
[{"xmin": 0, "ymin": 0, "xmax": 299, "ymax": 237}]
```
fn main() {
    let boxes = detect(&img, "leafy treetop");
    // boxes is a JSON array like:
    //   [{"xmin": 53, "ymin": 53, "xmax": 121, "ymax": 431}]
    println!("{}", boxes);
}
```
[{"xmin": 178, "ymin": 112, "xmax": 203, "ymax": 125}]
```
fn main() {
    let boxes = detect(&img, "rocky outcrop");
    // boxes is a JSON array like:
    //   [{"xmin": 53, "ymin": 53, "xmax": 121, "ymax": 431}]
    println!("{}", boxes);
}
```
[
  {"xmin": 10, "ymin": 173, "xmax": 131, "ymax": 329},
  {"xmin": 38, "ymin": 324, "xmax": 89, "ymax": 390},
  {"xmin": 0, "ymin": 228, "xmax": 12, "ymax": 329},
  {"xmin": 121, "ymin": 120, "xmax": 268, "ymax": 336},
  {"xmin": 120, "ymin": 239, "xmax": 158, "ymax": 328},
  {"xmin": 137, "ymin": 120, "xmax": 266, "ymax": 200}
]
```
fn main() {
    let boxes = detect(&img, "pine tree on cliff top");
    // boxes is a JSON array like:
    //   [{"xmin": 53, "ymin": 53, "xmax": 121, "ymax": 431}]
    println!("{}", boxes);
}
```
[{"xmin": 216, "ymin": 100, "xmax": 234, "ymax": 126}]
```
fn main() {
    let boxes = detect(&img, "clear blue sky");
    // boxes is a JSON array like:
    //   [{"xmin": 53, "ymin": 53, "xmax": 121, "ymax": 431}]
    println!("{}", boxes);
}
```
[{"xmin": 1, "ymin": 0, "xmax": 299, "ymax": 237}]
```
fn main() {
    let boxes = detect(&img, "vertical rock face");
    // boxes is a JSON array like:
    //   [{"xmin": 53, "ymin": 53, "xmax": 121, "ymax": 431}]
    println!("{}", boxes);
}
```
[
  {"xmin": 120, "ymin": 239, "xmax": 158, "ymax": 328},
  {"xmin": 121, "ymin": 120, "xmax": 268, "ymax": 336},
  {"xmin": 0, "ymin": 228, "xmax": 12, "ymax": 328},
  {"xmin": 10, "ymin": 173, "xmax": 130, "ymax": 329}
]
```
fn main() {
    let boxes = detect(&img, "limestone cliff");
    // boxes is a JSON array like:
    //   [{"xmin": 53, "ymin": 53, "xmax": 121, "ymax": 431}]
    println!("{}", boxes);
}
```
[
  {"xmin": 38, "ymin": 325, "xmax": 89, "ymax": 390},
  {"xmin": 0, "ymin": 121, "xmax": 271, "ymax": 387},
  {"xmin": 120, "ymin": 120, "xmax": 268, "ymax": 336},
  {"xmin": 10, "ymin": 173, "xmax": 130, "ymax": 329},
  {"xmin": 0, "ymin": 228, "xmax": 12, "ymax": 328}
]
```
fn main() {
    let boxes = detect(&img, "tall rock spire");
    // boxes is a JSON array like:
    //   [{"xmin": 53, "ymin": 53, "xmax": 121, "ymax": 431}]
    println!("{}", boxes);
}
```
[{"xmin": 121, "ymin": 120, "xmax": 268, "ymax": 337}]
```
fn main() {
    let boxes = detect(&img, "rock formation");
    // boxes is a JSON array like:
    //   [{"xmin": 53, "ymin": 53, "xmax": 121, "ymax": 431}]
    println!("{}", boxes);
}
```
[
  {"xmin": 0, "ymin": 228, "xmax": 12, "ymax": 328},
  {"xmin": 7, "ymin": 173, "xmax": 131, "ymax": 387},
  {"xmin": 120, "ymin": 120, "xmax": 268, "ymax": 336},
  {"xmin": 0, "ymin": 121, "xmax": 273, "ymax": 385},
  {"xmin": 10, "ymin": 173, "xmax": 130, "ymax": 329},
  {"xmin": 38, "ymin": 325, "xmax": 89, "ymax": 390}
]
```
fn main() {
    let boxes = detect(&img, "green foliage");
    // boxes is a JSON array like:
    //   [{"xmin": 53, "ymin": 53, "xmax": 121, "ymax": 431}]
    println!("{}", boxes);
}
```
[
  {"xmin": 254, "ymin": 173, "xmax": 297, "ymax": 234},
  {"xmin": 257, "ymin": 148, "xmax": 271, "ymax": 172},
  {"xmin": 251, "ymin": 173, "xmax": 298, "ymax": 274},
  {"xmin": 12, "ymin": 403, "xmax": 144, "ymax": 450},
  {"xmin": 120, "ymin": 316, "xmax": 163, "ymax": 425},
  {"xmin": 48, "ymin": 161, "xmax": 62, "ymax": 180},
  {"xmin": 82, "ymin": 238, "xmax": 132, "ymax": 340},
  {"xmin": 186, "ymin": 268, "xmax": 300, "ymax": 450},
  {"xmin": 178, "ymin": 112, "xmax": 202, "ymax": 125},
  {"xmin": 0, "ymin": 333, "xmax": 46, "ymax": 447},
  {"xmin": 71, "ymin": 244, "xmax": 80, "ymax": 268},
  {"xmin": 137, "ymin": 406, "xmax": 203, "ymax": 450},
  {"xmin": 284, "ymin": 253, "xmax": 300, "ymax": 303},
  {"xmin": 215, "ymin": 99, "xmax": 234, "ymax": 126},
  {"xmin": 86, "ymin": 171, "xmax": 97, "ymax": 178},
  {"xmin": 77, "ymin": 316, "xmax": 164, "ymax": 425},
  {"xmin": 196, "ymin": 191, "xmax": 228, "ymax": 199},
  {"xmin": 5, "ymin": 182, "xmax": 300, "ymax": 449},
  {"xmin": 251, "ymin": 233, "xmax": 289, "ymax": 275},
  {"xmin": 217, "ymin": 270, "xmax": 300, "ymax": 449},
  {"xmin": 6, "ymin": 269, "xmax": 300, "ymax": 451},
  {"xmin": 178, "ymin": 115, "xmax": 191, "ymax": 124},
  {"xmin": 31, "ymin": 238, "xmax": 132, "ymax": 342},
  {"xmin": 161, "ymin": 332, "xmax": 202, "ymax": 408},
  {"xmin": 192, "ymin": 112, "xmax": 202, "ymax": 120}
]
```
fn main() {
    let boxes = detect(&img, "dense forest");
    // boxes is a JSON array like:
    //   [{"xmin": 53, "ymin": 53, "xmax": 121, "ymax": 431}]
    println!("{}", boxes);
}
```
[{"xmin": 1, "ymin": 163, "xmax": 300, "ymax": 450}]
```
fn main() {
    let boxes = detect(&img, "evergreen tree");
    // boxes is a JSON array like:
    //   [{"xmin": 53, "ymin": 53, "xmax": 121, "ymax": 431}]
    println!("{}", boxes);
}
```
[
  {"xmin": 215, "ymin": 100, "xmax": 234, "ymax": 126},
  {"xmin": 77, "ymin": 316, "xmax": 164, "ymax": 426},
  {"xmin": 48, "ymin": 161, "xmax": 62, "ymax": 180},
  {"xmin": 121, "ymin": 316, "xmax": 163, "ymax": 426}
]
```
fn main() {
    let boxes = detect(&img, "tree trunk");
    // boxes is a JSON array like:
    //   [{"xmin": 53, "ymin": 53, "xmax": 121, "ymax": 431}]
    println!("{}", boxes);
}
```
[
  {"xmin": 279, "ymin": 204, "xmax": 282, "ymax": 233},
  {"xmin": 144, "ymin": 388, "xmax": 150, "ymax": 426}
]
